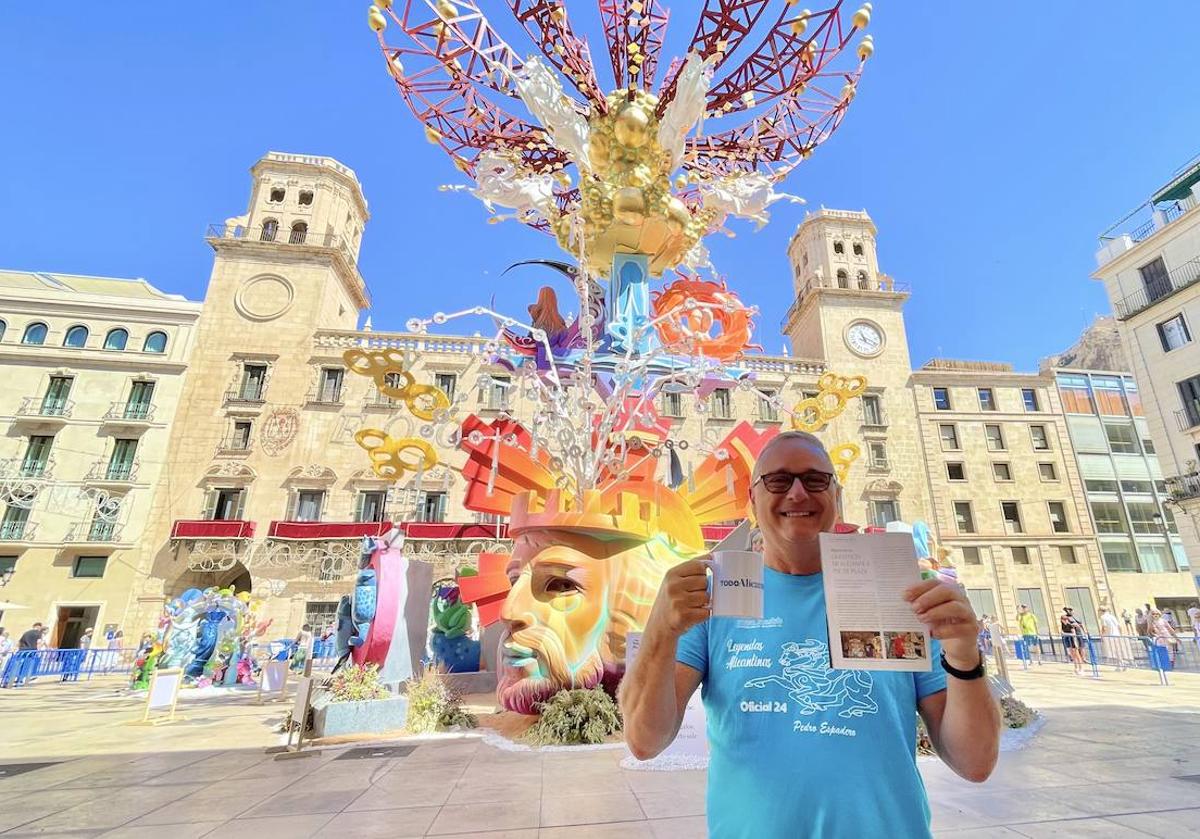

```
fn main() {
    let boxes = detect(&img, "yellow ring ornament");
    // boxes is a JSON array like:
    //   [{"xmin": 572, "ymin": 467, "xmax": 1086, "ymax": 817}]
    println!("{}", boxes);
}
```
[
  {"xmin": 354, "ymin": 429, "xmax": 439, "ymax": 481},
  {"xmin": 830, "ymin": 443, "xmax": 861, "ymax": 485}
]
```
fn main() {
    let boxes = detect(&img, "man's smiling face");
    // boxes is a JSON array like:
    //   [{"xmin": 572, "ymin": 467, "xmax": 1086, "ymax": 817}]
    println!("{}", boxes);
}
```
[{"xmin": 750, "ymin": 436, "xmax": 841, "ymax": 549}]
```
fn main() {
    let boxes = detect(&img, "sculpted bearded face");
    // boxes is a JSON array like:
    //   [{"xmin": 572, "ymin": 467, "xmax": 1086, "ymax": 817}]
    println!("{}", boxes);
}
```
[{"xmin": 498, "ymin": 527, "xmax": 683, "ymax": 715}]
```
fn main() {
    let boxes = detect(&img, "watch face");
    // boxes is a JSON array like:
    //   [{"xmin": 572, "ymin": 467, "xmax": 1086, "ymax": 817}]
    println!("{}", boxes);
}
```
[{"xmin": 846, "ymin": 322, "xmax": 883, "ymax": 357}]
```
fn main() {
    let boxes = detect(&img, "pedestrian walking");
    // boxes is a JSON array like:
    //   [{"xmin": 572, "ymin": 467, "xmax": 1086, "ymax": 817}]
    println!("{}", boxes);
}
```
[
  {"xmin": 1122, "ymin": 609, "xmax": 1134, "ymax": 634},
  {"xmin": 1099, "ymin": 607, "xmax": 1130, "ymax": 670},
  {"xmin": 977, "ymin": 615, "xmax": 993, "ymax": 657},
  {"xmin": 18, "ymin": 622, "xmax": 42, "ymax": 651},
  {"xmin": 1060, "ymin": 608, "xmax": 1087, "ymax": 675},
  {"xmin": 0, "ymin": 628, "xmax": 13, "ymax": 674},
  {"xmin": 1016, "ymin": 604, "xmax": 1042, "ymax": 665},
  {"xmin": 1150, "ymin": 609, "xmax": 1180, "ymax": 666},
  {"xmin": 79, "ymin": 628, "xmax": 94, "ymax": 650}
]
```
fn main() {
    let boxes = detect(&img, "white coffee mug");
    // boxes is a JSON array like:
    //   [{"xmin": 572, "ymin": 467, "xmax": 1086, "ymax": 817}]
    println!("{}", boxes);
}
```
[{"xmin": 704, "ymin": 551, "xmax": 765, "ymax": 619}]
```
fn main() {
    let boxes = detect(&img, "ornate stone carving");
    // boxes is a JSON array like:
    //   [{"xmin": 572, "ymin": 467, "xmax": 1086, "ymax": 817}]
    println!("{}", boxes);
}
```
[{"xmin": 260, "ymin": 407, "xmax": 300, "ymax": 456}]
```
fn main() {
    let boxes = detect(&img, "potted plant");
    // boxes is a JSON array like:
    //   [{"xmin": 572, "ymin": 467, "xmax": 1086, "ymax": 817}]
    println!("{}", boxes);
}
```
[{"xmin": 311, "ymin": 663, "xmax": 409, "ymax": 738}]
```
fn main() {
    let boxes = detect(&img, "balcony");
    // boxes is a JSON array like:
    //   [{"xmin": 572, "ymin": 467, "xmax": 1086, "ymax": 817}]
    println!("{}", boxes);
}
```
[
  {"xmin": 207, "ymin": 223, "xmax": 354, "ymax": 255},
  {"xmin": 781, "ymin": 274, "xmax": 910, "ymax": 333},
  {"xmin": 0, "ymin": 457, "xmax": 57, "ymax": 481},
  {"xmin": 223, "ymin": 388, "xmax": 267, "ymax": 407},
  {"xmin": 84, "ymin": 459, "xmax": 140, "ymax": 484},
  {"xmin": 0, "ymin": 520, "xmax": 38, "ymax": 547},
  {"xmin": 305, "ymin": 387, "xmax": 345, "ymax": 407},
  {"xmin": 13, "ymin": 397, "xmax": 74, "ymax": 426},
  {"xmin": 215, "ymin": 437, "xmax": 254, "ymax": 457},
  {"xmin": 267, "ymin": 520, "xmax": 393, "ymax": 540},
  {"xmin": 1176, "ymin": 406, "xmax": 1200, "ymax": 432},
  {"xmin": 1166, "ymin": 473, "xmax": 1200, "ymax": 504},
  {"xmin": 171, "ymin": 519, "xmax": 257, "ymax": 540},
  {"xmin": 63, "ymin": 521, "xmax": 126, "ymax": 547},
  {"xmin": 1113, "ymin": 257, "xmax": 1200, "ymax": 320},
  {"xmin": 102, "ymin": 401, "xmax": 156, "ymax": 428}
]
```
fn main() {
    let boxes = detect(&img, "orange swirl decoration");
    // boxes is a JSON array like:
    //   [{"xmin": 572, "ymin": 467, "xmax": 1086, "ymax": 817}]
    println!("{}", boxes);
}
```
[{"xmin": 650, "ymin": 277, "xmax": 756, "ymax": 360}]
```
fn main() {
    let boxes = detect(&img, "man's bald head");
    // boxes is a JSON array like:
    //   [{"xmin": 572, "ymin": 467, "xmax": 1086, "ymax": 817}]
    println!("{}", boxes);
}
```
[{"xmin": 752, "ymin": 431, "xmax": 836, "ymax": 482}]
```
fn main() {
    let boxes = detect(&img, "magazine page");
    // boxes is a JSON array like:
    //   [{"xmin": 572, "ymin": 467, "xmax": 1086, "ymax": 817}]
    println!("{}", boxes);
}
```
[{"xmin": 819, "ymin": 532, "xmax": 931, "ymax": 672}]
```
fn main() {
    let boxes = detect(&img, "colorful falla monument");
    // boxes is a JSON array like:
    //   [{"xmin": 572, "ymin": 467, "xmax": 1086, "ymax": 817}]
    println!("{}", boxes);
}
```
[{"xmin": 349, "ymin": 0, "xmax": 886, "ymax": 714}]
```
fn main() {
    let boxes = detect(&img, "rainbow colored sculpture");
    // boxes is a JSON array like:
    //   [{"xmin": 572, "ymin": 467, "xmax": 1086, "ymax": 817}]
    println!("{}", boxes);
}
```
[{"xmin": 142, "ymin": 586, "xmax": 270, "ymax": 687}]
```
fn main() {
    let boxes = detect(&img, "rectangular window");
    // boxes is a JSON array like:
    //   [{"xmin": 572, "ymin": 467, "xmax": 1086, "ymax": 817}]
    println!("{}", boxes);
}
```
[
  {"xmin": 106, "ymin": 439, "xmax": 138, "ymax": 480},
  {"xmin": 993, "ymin": 462, "xmax": 1012, "ymax": 481},
  {"xmin": 1, "ymin": 506, "xmax": 31, "ymax": 540},
  {"xmin": 1057, "ymin": 374, "xmax": 1096, "ymax": 415},
  {"xmin": 1039, "ymin": 462, "xmax": 1058, "ymax": 481},
  {"xmin": 868, "ymin": 442, "xmax": 888, "ymax": 469},
  {"xmin": 862, "ymin": 394, "xmax": 884, "ymax": 426},
  {"xmin": 1138, "ymin": 256, "xmax": 1171, "ymax": 304},
  {"xmin": 239, "ymin": 363, "xmax": 268, "ymax": 401},
  {"xmin": 1125, "ymin": 379, "xmax": 1144, "ymax": 417},
  {"xmin": 1138, "ymin": 543, "xmax": 1178, "ymax": 574},
  {"xmin": 1022, "ymin": 388, "xmax": 1040, "ymax": 412},
  {"xmin": 303, "ymin": 602, "xmax": 339, "ymax": 635},
  {"xmin": 21, "ymin": 435, "xmax": 54, "ymax": 477},
  {"xmin": 1120, "ymin": 479, "xmax": 1153, "ymax": 495},
  {"xmin": 1141, "ymin": 435, "xmax": 1156, "ymax": 454},
  {"xmin": 209, "ymin": 488, "xmax": 245, "ymax": 521},
  {"xmin": 663, "ymin": 391, "xmax": 684, "ymax": 418},
  {"xmin": 1126, "ymin": 502, "xmax": 1162, "ymax": 535},
  {"xmin": 1085, "ymin": 478, "xmax": 1119, "ymax": 493},
  {"xmin": 939, "ymin": 424, "xmax": 960, "ymax": 451},
  {"xmin": 419, "ymin": 491, "xmax": 447, "ymax": 523},
  {"xmin": 953, "ymin": 502, "xmax": 975, "ymax": 534},
  {"xmin": 317, "ymin": 368, "xmax": 344, "ymax": 403},
  {"xmin": 434, "ymin": 373, "xmax": 458, "ymax": 402},
  {"xmin": 978, "ymin": 388, "xmax": 997, "ymax": 411},
  {"xmin": 933, "ymin": 387, "xmax": 951, "ymax": 411},
  {"xmin": 293, "ymin": 490, "xmax": 325, "ymax": 522},
  {"xmin": 1001, "ymin": 501, "xmax": 1023, "ymax": 533},
  {"xmin": 946, "ymin": 462, "xmax": 966, "ymax": 481},
  {"xmin": 966, "ymin": 589, "xmax": 998, "ymax": 621},
  {"xmin": 711, "ymin": 389, "xmax": 733, "ymax": 420},
  {"xmin": 1158, "ymin": 313, "xmax": 1192, "ymax": 352},
  {"xmin": 126, "ymin": 380, "xmax": 155, "ymax": 419},
  {"xmin": 231, "ymin": 421, "xmax": 253, "ymax": 451},
  {"xmin": 41, "ymin": 376, "xmax": 73, "ymax": 416},
  {"xmin": 72, "ymin": 556, "xmax": 108, "ymax": 578},
  {"xmin": 1011, "ymin": 546, "xmax": 1030, "ymax": 564},
  {"xmin": 1065, "ymin": 587, "xmax": 1099, "ymax": 635},
  {"xmin": 1179, "ymin": 374, "xmax": 1200, "ymax": 429},
  {"xmin": 961, "ymin": 546, "xmax": 981, "ymax": 565},
  {"xmin": 1102, "ymin": 541, "xmax": 1138, "ymax": 572},
  {"xmin": 355, "ymin": 491, "xmax": 386, "ymax": 523},
  {"xmin": 871, "ymin": 500, "xmax": 900, "ymax": 528},
  {"xmin": 1059, "ymin": 545, "xmax": 1078, "ymax": 564},
  {"xmin": 1103, "ymin": 422, "xmax": 1137, "ymax": 454},
  {"xmin": 985, "ymin": 424, "xmax": 1005, "ymax": 451},
  {"xmin": 1090, "ymin": 501, "xmax": 1126, "ymax": 534},
  {"xmin": 758, "ymin": 390, "xmax": 779, "ymax": 422},
  {"xmin": 1030, "ymin": 425, "xmax": 1050, "ymax": 451},
  {"xmin": 1048, "ymin": 501, "xmax": 1069, "ymax": 533},
  {"xmin": 1093, "ymin": 376, "xmax": 1128, "ymax": 417},
  {"xmin": 89, "ymin": 494, "xmax": 119, "ymax": 541},
  {"xmin": 481, "ymin": 374, "xmax": 510, "ymax": 410}
]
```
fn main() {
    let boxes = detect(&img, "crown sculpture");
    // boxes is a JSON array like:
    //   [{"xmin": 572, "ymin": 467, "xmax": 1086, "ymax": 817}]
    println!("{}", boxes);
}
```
[{"xmin": 346, "ymin": 0, "xmax": 879, "ymax": 714}]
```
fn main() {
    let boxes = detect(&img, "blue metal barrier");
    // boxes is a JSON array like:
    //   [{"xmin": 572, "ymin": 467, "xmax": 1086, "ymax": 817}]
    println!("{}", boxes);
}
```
[
  {"xmin": 0, "ymin": 648, "xmax": 137, "ymax": 687},
  {"xmin": 1001, "ymin": 633, "xmax": 1198, "ymax": 678}
]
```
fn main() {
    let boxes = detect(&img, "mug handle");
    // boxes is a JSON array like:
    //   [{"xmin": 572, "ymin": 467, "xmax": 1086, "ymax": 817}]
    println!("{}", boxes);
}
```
[{"xmin": 699, "ymin": 557, "xmax": 716, "ymax": 610}]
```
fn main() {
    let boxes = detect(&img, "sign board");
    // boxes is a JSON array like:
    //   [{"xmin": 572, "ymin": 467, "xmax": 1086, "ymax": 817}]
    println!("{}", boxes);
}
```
[
  {"xmin": 257, "ymin": 661, "xmax": 289, "ymax": 704},
  {"xmin": 275, "ymin": 675, "xmax": 316, "ymax": 758},
  {"xmin": 623, "ymin": 631, "xmax": 709, "ymax": 766},
  {"xmin": 141, "ymin": 668, "xmax": 183, "ymax": 724}
]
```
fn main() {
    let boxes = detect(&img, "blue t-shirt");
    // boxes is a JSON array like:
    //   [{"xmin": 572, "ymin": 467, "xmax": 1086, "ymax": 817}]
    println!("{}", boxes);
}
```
[{"xmin": 677, "ymin": 567, "xmax": 947, "ymax": 839}]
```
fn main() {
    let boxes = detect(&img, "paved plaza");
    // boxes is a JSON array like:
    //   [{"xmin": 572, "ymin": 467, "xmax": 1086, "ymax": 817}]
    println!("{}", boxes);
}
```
[{"xmin": 3, "ymin": 664, "xmax": 1200, "ymax": 837}]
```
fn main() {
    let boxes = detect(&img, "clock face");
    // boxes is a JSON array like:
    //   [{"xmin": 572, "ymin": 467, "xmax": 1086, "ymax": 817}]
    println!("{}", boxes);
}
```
[{"xmin": 846, "ymin": 321, "xmax": 884, "ymax": 357}]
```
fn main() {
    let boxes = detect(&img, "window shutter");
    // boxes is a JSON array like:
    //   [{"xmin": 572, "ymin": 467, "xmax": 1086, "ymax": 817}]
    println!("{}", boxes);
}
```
[{"xmin": 202, "ymin": 489, "xmax": 218, "ymax": 521}]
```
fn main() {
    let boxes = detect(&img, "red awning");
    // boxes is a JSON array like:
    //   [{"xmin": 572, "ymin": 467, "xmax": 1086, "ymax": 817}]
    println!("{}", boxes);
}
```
[
  {"xmin": 267, "ymin": 521, "xmax": 394, "ymax": 540},
  {"xmin": 398, "ymin": 522, "xmax": 509, "ymax": 540},
  {"xmin": 171, "ymin": 520, "xmax": 256, "ymax": 540}
]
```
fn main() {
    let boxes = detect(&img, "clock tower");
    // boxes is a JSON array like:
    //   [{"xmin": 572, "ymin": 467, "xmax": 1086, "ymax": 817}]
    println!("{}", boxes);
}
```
[{"xmin": 781, "ymin": 208, "xmax": 932, "ymax": 528}]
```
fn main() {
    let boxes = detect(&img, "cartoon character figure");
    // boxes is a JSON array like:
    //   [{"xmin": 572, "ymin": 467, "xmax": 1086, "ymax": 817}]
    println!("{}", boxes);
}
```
[{"xmin": 745, "ymin": 640, "xmax": 878, "ymax": 719}]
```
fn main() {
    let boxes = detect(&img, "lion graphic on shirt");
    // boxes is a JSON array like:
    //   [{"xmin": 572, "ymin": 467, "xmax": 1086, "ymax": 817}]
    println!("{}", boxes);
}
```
[{"xmin": 744, "ymin": 639, "xmax": 877, "ymax": 718}]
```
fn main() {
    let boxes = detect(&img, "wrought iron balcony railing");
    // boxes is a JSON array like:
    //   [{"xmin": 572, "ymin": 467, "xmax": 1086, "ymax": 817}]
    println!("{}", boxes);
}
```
[
  {"xmin": 1114, "ymin": 257, "xmax": 1200, "ymax": 320},
  {"xmin": 15, "ymin": 397, "xmax": 75, "ymax": 419},
  {"xmin": 85, "ymin": 459, "xmax": 140, "ymax": 482},
  {"xmin": 103, "ymin": 401, "xmax": 156, "ymax": 422},
  {"xmin": 1167, "ymin": 473, "xmax": 1200, "ymax": 503},
  {"xmin": 0, "ymin": 520, "xmax": 37, "ymax": 541},
  {"xmin": 1, "ymin": 457, "xmax": 57, "ymax": 480},
  {"xmin": 64, "ymin": 521, "xmax": 124, "ymax": 544}
]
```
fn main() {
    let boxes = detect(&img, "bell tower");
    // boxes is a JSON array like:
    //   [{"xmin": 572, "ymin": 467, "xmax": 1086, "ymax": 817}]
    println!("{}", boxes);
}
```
[{"xmin": 781, "ymin": 208, "xmax": 931, "ymax": 527}]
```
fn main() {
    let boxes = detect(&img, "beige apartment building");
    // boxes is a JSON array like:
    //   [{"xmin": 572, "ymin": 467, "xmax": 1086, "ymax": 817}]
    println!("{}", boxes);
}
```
[
  {"xmin": 0, "ymin": 271, "xmax": 200, "ymax": 642},
  {"xmin": 1091, "ymin": 151, "xmax": 1200, "ymax": 608},
  {"xmin": 4, "ymin": 151, "xmax": 1194, "ymax": 643}
]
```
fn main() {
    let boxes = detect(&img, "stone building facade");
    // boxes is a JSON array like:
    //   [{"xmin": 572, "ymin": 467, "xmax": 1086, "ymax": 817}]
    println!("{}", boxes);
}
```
[{"xmin": 4, "ymin": 152, "xmax": 1196, "ymax": 642}]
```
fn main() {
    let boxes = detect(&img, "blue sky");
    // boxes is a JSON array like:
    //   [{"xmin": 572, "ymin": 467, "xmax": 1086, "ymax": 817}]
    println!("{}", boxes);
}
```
[{"xmin": 2, "ymin": 3, "xmax": 1198, "ymax": 370}]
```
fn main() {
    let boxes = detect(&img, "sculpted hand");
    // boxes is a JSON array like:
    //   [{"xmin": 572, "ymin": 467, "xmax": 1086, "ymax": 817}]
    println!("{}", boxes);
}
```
[
  {"xmin": 645, "ymin": 557, "xmax": 711, "ymax": 640},
  {"xmin": 904, "ymin": 578, "xmax": 981, "ymax": 669}
]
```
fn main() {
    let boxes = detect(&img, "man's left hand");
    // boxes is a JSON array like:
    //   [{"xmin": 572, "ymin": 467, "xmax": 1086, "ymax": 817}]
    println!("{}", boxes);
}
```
[{"xmin": 904, "ymin": 578, "xmax": 981, "ymax": 669}]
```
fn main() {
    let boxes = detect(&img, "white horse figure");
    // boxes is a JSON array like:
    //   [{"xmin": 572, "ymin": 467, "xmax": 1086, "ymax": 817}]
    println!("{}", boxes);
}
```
[
  {"xmin": 744, "ymin": 639, "xmax": 877, "ymax": 719},
  {"xmin": 702, "ymin": 172, "xmax": 805, "ymax": 230}
]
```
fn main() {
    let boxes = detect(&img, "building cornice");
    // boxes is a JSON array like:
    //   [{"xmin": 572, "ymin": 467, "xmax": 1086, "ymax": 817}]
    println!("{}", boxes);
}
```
[
  {"xmin": 1091, "ymin": 209, "xmax": 1200, "ymax": 279},
  {"xmin": 207, "ymin": 238, "xmax": 370, "ymax": 310},
  {"xmin": 0, "ymin": 347, "xmax": 189, "ymax": 374}
]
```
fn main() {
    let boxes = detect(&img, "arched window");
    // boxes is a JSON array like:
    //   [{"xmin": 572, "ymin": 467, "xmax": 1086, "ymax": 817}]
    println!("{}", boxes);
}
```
[
  {"xmin": 857, "ymin": 271, "xmax": 870, "ymax": 290},
  {"xmin": 298, "ymin": 190, "xmax": 314, "ymax": 206},
  {"xmin": 836, "ymin": 270, "xmax": 849, "ymax": 289},
  {"xmin": 289, "ymin": 221, "xmax": 308, "ymax": 245},
  {"xmin": 143, "ymin": 331, "xmax": 168, "ymax": 353},
  {"xmin": 0, "ymin": 319, "xmax": 7, "ymax": 342},
  {"xmin": 63, "ymin": 325, "xmax": 89, "ymax": 348},
  {"xmin": 104, "ymin": 328, "xmax": 129, "ymax": 351},
  {"xmin": 853, "ymin": 242, "xmax": 864, "ymax": 256},
  {"xmin": 22, "ymin": 322, "xmax": 48, "ymax": 345},
  {"xmin": 260, "ymin": 219, "xmax": 278, "ymax": 242},
  {"xmin": 269, "ymin": 188, "xmax": 285, "ymax": 203},
  {"xmin": 833, "ymin": 240, "xmax": 845, "ymax": 255}
]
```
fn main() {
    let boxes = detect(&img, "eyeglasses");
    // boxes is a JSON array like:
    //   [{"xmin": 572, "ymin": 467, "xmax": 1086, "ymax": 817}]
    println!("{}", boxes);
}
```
[{"xmin": 754, "ymin": 470, "xmax": 835, "ymax": 494}]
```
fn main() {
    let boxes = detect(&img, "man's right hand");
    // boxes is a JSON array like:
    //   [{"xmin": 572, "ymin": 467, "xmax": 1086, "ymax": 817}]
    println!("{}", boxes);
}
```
[{"xmin": 645, "ymin": 557, "xmax": 712, "ymax": 640}]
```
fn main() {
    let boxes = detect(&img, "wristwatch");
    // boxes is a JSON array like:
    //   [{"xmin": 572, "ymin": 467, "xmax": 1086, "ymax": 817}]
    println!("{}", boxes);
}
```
[{"xmin": 940, "ymin": 651, "xmax": 986, "ymax": 680}]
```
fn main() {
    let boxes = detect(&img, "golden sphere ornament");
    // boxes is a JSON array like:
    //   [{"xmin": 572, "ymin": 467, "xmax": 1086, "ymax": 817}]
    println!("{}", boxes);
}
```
[
  {"xmin": 613, "ymin": 104, "xmax": 651, "ymax": 148},
  {"xmin": 367, "ymin": 5, "xmax": 387, "ymax": 32}
]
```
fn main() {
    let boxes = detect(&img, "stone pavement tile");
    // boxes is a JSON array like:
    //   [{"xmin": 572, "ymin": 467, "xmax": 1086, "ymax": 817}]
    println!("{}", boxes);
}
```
[
  {"xmin": 8, "ymin": 783, "xmax": 206, "ymax": 834},
  {"xmin": 144, "ymin": 753, "xmax": 275, "ymax": 785},
  {"xmin": 1065, "ymin": 779, "xmax": 1200, "ymax": 817},
  {"xmin": 542, "ymin": 768, "xmax": 632, "ymax": 797},
  {"xmin": 1106, "ymin": 807, "xmax": 1200, "ymax": 837},
  {"xmin": 427, "ymin": 800, "xmax": 541, "ymax": 835},
  {"xmin": 539, "ymin": 791, "xmax": 645, "ymax": 828},
  {"xmin": 621, "ymin": 769, "xmax": 705, "ymax": 796},
  {"xmin": 198, "ymin": 813, "xmax": 337, "ymax": 839},
  {"xmin": 539, "ymin": 823, "xmax": 655, "ymax": 838},
  {"xmin": 229, "ymin": 754, "xmax": 337, "ymax": 782},
  {"xmin": 634, "ymin": 789, "xmax": 706, "ymax": 819},
  {"xmin": 0, "ymin": 787, "xmax": 111, "ymax": 833},
  {"xmin": 346, "ymin": 781, "xmax": 454, "ymax": 811},
  {"xmin": 935, "ymin": 789, "xmax": 1093, "ymax": 827},
  {"xmin": 100, "ymin": 821, "xmax": 224, "ymax": 839},
  {"xmin": 428, "ymin": 832, "xmax": 537, "ymax": 839},
  {"xmin": 49, "ymin": 766, "xmax": 174, "ymax": 790},
  {"xmin": 403, "ymin": 740, "xmax": 482, "ymax": 764},
  {"xmin": 647, "ymin": 815, "xmax": 707, "ymax": 838},
  {"xmin": 311, "ymin": 805, "xmax": 442, "ymax": 838},
  {"xmin": 240, "ymin": 782, "xmax": 366, "ymax": 819},
  {"xmin": 446, "ymin": 773, "xmax": 544, "ymax": 805},
  {"xmin": 126, "ymin": 777, "xmax": 296, "ymax": 826},
  {"xmin": 375, "ymin": 764, "xmax": 467, "ymax": 790},
  {"xmin": 1007, "ymin": 816, "xmax": 1158, "ymax": 837},
  {"xmin": 0, "ymin": 758, "xmax": 126, "ymax": 793},
  {"xmin": 933, "ymin": 829, "xmax": 1029, "ymax": 838}
]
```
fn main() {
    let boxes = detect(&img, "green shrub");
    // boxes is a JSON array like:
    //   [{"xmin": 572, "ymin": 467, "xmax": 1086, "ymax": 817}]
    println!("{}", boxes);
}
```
[
  {"xmin": 405, "ymin": 670, "xmax": 478, "ymax": 733},
  {"xmin": 328, "ymin": 664, "xmax": 389, "ymax": 703},
  {"xmin": 525, "ymin": 688, "xmax": 622, "ymax": 746}
]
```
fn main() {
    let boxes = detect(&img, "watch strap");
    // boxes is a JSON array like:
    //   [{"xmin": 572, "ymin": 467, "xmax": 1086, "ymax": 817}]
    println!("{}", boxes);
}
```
[{"xmin": 940, "ymin": 651, "xmax": 986, "ymax": 680}]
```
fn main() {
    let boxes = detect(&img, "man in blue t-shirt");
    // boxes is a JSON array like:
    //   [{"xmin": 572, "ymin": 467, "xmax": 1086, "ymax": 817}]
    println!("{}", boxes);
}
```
[{"xmin": 620, "ymin": 431, "xmax": 1000, "ymax": 838}]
